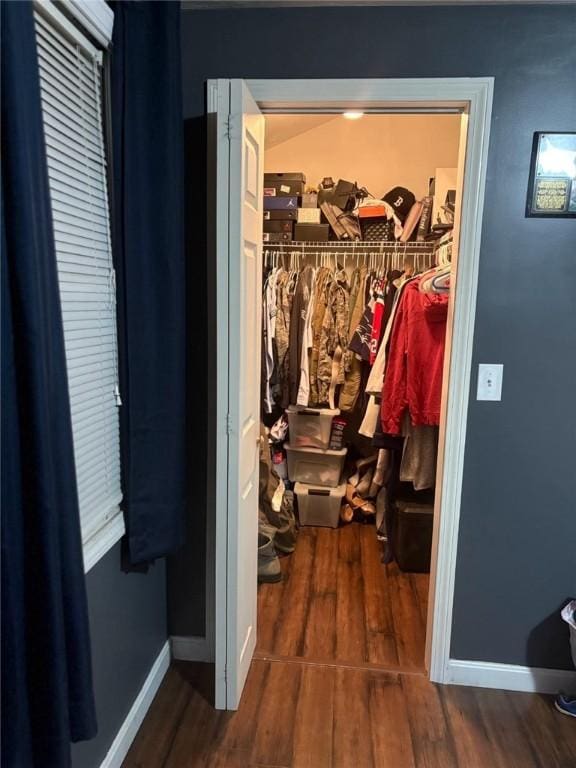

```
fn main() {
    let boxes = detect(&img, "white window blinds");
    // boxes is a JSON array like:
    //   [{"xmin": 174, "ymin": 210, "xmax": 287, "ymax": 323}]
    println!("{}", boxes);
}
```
[{"xmin": 34, "ymin": 5, "xmax": 123, "ymax": 569}]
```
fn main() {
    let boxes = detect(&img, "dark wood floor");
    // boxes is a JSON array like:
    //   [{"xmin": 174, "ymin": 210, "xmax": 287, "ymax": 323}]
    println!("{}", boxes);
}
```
[
  {"xmin": 123, "ymin": 660, "xmax": 576, "ymax": 768},
  {"xmin": 122, "ymin": 525, "xmax": 576, "ymax": 766},
  {"xmin": 257, "ymin": 523, "xmax": 429, "ymax": 671}
]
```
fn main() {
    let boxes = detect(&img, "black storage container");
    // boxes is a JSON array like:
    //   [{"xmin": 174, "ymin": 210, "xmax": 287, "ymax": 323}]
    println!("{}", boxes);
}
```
[
  {"xmin": 264, "ymin": 172, "xmax": 306, "ymax": 197},
  {"xmin": 395, "ymin": 501, "xmax": 433, "ymax": 573},
  {"xmin": 294, "ymin": 223, "xmax": 330, "ymax": 242},
  {"xmin": 263, "ymin": 220, "xmax": 294, "ymax": 234},
  {"xmin": 264, "ymin": 209, "xmax": 297, "ymax": 221}
]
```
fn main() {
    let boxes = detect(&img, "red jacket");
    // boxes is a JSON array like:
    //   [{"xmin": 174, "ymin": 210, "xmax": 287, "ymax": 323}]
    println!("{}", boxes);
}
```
[{"xmin": 381, "ymin": 278, "xmax": 448, "ymax": 434}]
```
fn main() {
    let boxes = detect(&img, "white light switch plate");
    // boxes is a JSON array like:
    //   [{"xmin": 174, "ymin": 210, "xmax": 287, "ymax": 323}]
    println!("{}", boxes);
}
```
[{"xmin": 477, "ymin": 363, "xmax": 503, "ymax": 401}]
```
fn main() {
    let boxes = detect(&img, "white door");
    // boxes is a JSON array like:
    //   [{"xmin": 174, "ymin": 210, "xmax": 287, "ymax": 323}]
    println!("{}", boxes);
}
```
[{"xmin": 209, "ymin": 79, "xmax": 264, "ymax": 709}]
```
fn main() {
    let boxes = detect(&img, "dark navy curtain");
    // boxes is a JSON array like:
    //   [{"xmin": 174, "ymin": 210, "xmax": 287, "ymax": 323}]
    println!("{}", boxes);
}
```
[
  {"xmin": 1, "ymin": 3, "xmax": 97, "ymax": 766},
  {"xmin": 110, "ymin": 2, "xmax": 186, "ymax": 565}
]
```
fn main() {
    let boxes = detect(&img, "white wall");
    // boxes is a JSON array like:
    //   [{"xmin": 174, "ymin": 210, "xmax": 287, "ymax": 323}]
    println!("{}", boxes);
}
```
[{"xmin": 264, "ymin": 114, "xmax": 461, "ymax": 201}]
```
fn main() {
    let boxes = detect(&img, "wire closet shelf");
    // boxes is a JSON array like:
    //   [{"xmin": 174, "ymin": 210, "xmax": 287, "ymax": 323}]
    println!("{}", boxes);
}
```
[{"xmin": 262, "ymin": 239, "xmax": 443, "ymax": 272}]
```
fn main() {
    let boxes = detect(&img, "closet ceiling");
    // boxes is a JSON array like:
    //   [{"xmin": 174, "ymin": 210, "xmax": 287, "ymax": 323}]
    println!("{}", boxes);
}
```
[
  {"xmin": 264, "ymin": 112, "xmax": 462, "ymax": 199},
  {"xmin": 265, "ymin": 115, "xmax": 338, "ymax": 149}
]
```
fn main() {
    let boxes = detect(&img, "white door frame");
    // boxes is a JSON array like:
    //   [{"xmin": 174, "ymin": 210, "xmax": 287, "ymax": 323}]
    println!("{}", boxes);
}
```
[{"xmin": 208, "ymin": 77, "xmax": 494, "ymax": 707}]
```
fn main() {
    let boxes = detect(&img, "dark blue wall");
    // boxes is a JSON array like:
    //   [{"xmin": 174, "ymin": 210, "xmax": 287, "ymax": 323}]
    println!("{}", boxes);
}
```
[
  {"xmin": 71, "ymin": 543, "xmax": 166, "ymax": 768},
  {"xmin": 178, "ymin": 4, "xmax": 576, "ymax": 669}
]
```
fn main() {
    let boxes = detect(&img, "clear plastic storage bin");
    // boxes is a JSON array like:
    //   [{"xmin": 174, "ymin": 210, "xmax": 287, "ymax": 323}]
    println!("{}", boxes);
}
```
[
  {"xmin": 286, "ymin": 405, "xmax": 340, "ymax": 450},
  {"xmin": 285, "ymin": 443, "xmax": 347, "ymax": 488},
  {"xmin": 295, "ymin": 482, "xmax": 346, "ymax": 528}
]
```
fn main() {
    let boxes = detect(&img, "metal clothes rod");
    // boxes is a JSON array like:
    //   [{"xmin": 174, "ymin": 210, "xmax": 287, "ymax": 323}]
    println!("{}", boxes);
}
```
[
  {"xmin": 263, "ymin": 240, "xmax": 437, "ymax": 272},
  {"xmin": 263, "ymin": 240, "xmax": 434, "ymax": 249}
]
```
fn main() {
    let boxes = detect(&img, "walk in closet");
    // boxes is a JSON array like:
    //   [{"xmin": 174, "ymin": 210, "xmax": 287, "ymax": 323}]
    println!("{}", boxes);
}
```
[{"xmin": 256, "ymin": 113, "xmax": 461, "ymax": 671}]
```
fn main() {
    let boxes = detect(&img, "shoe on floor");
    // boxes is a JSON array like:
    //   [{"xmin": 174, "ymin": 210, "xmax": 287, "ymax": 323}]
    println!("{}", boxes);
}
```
[
  {"xmin": 356, "ymin": 467, "xmax": 374, "ymax": 497},
  {"xmin": 554, "ymin": 694, "xmax": 576, "ymax": 717},
  {"xmin": 271, "ymin": 489, "xmax": 297, "ymax": 554},
  {"xmin": 258, "ymin": 531, "xmax": 282, "ymax": 583}
]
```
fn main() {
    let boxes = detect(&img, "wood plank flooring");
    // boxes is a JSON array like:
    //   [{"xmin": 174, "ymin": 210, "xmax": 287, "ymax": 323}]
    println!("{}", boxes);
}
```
[
  {"xmin": 122, "ymin": 522, "xmax": 576, "ymax": 766},
  {"xmin": 257, "ymin": 523, "xmax": 429, "ymax": 672},
  {"xmin": 122, "ymin": 660, "xmax": 576, "ymax": 768}
]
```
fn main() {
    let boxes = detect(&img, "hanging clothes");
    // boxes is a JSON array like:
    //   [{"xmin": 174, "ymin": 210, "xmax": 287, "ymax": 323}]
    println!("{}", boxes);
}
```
[
  {"xmin": 272, "ymin": 269, "xmax": 291, "ymax": 407},
  {"xmin": 317, "ymin": 268, "xmax": 350, "ymax": 407},
  {"xmin": 348, "ymin": 284, "xmax": 376, "ymax": 362},
  {"xmin": 381, "ymin": 277, "xmax": 449, "ymax": 434},
  {"xmin": 339, "ymin": 265, "xmax": 368, "ymax": 412},
  {"xmin": 297, "ymin": 269, "xmax": 317, "ymax": 406},
  {"xmin": 262, "ymin": 268, "xmax": 279, "ymax": 413},
  {"xmin": 399, "ymin": 412, "xmax": 439, "ymax": 491},
  {"xmin": 308, "ymin": 267, "xmax": 333, "ymax": 406},
  {"xmin": 358, "ymin": 273, "xmax": 410, "ymax": 438},
  {"xmin": 288, "ymin": 265, "xmax": 315, "ymax": 405}
]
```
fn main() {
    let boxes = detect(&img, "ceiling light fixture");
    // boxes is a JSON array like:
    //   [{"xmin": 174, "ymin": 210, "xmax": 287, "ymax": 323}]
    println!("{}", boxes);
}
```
[{"xmin": 343, "ymin": 111, "xmax": 364, "ymax": 120}]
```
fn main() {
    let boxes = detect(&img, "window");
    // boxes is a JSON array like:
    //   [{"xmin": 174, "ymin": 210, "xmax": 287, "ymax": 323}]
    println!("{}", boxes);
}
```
[{"xmin": 34, "ymin": 1, "xmax": 122, "ymax": 571}]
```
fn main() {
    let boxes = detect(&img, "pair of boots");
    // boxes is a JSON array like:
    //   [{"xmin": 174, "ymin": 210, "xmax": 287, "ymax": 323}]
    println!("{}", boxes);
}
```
[
  {"xmin": 258, "ymin": 426, "xmax": 297, "ymax": 583},
  {"xmin": 258, "ymin": 489, "xmax": 296, "ymax": 584}
]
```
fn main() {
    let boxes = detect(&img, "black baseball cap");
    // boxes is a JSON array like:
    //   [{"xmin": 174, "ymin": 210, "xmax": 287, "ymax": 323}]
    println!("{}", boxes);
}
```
[{"xmin": 383, "ymin": 187, "xmax": 416, "ymax": 223}]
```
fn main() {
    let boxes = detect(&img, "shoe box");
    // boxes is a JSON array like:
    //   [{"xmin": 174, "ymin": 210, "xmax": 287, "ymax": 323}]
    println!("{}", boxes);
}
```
[
  {"xmin": 264, "ymin": 172, "xmax": 306, "ymax": 197},
  {"xmin": 294, "ymin": 223, "xmax": 330, "ymax": 242},
  {"xmin": 263, "ymin": 195, "xmax": 299, "ymax": 211},
  {"xmin": 297, "ymin": 208, "xmax": 321, "ymax": 224},
  {"xmin": 263, "ymin": 231, "xmax": 293, "ymax": 243},
  {"xmin": 263, "ymin": 219, "xmax": 294, "ymax": 235},
  {"xmin": 264, "ymin": 209, "xmax": 297, "ymax": 221},
  {"xmin": 263, "ymin": 173, "xmax": 331, "ymax": 243}
]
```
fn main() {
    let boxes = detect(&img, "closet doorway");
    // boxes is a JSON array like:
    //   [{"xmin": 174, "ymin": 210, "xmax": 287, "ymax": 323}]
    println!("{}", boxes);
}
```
[{"xmin": 207, "ymin": 78, "xmax": 493, "ymax": 710}]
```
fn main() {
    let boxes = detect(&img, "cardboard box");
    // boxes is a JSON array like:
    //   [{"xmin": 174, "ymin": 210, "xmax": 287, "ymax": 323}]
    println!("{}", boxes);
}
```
[
  {"xmin": 297, "ymin": 208, "xmax": 321, "ymax": 224},
  {"xmin": 301, "ymin": 192, "xmax": 318, "ymax": 208}
]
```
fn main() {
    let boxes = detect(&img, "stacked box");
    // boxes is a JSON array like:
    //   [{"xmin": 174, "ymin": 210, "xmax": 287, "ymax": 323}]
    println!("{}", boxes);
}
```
[
  {"xmin": 286, "ymin": 405, "xmax": 340, "ymax": 450},
  {"xmin": 295, "ymin": 482, "xmax": 346, "ymax": 528},
  {"xmin": 262, "ymin": 173, "xmax": 327, "ymax": 243},
  {"xmin": 285, "ymin": 443, "xmax": 346, "ymax": 489}
]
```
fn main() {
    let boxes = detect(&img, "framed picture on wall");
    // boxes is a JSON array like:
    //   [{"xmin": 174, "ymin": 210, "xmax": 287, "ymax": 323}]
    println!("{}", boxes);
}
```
[{"xmin": 526, "ymin": 132, "xmax": 576, "ymax": 218}]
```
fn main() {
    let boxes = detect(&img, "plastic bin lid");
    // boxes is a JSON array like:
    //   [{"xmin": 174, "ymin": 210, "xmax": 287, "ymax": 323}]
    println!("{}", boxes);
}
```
[
  {"xmin": 284, "ymin": 442, "xmax": 347, "ymax": 456},
  {"xmin": 286, "ymin": 405, "xmax": 340, "ymax": 417},
  {"xmin": 295, "ymin": 481, "xmax": 347, "ymax": 497}
]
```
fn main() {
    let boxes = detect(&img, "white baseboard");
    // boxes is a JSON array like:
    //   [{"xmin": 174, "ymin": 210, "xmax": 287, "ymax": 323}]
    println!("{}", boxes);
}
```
[
  {"xmin": 171, "ymin": 634, "xmax": 214, "ymax": 663},
  {"xmin": 100, "ymin": 640, "xmax": 170, "ymax": 768},
  {"xmin": 446, "ymin": 658, "xmax": 576, "ymax": 695}
]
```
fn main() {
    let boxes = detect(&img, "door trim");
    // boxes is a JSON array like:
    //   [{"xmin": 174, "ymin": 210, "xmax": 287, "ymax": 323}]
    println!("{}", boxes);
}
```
[
  {"xmin": 207, "ymin": 79, "xmax": 232, "ymax": 709},
  {"xmin": 208, "ymin": 77, "xmax": 494, "ymax": 703}
]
